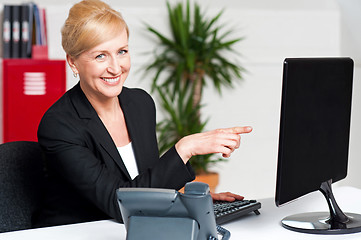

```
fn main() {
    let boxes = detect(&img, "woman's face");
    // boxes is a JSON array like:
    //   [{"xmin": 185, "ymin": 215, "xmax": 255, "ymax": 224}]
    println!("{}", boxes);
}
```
[{"xmin": 69, "ymin": 28, "xmax": 131, "ymax": 101}]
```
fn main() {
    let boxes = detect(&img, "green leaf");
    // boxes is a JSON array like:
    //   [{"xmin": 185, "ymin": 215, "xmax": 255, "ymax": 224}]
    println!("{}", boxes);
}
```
[{"xmin": 142, "ymin": 0, "xmax": 245, "ymax": 173}]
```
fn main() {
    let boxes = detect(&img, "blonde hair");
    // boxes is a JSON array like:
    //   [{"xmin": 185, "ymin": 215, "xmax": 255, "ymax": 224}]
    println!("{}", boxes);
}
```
[{"xmin": 62, "ymin": 0, "xmax": 129, "ymax": 59}]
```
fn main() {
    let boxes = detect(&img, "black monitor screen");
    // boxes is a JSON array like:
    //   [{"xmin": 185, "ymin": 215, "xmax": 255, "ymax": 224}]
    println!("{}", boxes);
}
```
[{"xmin": 275, "ymin": 57, "xmax": 354, "ymax": 206}]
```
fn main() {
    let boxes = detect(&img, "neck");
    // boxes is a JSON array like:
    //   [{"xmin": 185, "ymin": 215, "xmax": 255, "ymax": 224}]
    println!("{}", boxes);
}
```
[
  {"xmin": 94, "ymin": 98, "xmax": 121, "ymax": 122},
  {"xmin": 83, "ymin": 93, "xmax": 121, "ymax": 122},
  {"xmin": 79, "ymin": 82, "xmax": 123, "ymax": 120}
]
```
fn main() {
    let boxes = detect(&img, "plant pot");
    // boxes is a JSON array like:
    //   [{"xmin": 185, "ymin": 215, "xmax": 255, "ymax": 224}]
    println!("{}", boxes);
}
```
[
  {"xmin": 179, "ymin": 172, "xmax": 219, "ymax": 193},
  {"xmin": 194, "ymin": 172, "xmax": 219, "ymax": 193}
]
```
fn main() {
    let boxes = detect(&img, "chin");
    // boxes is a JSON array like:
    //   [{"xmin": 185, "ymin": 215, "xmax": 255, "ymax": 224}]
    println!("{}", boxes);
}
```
[{"xmin": 104, "ymin": 86, "xmax": 124, "ymax": 98}]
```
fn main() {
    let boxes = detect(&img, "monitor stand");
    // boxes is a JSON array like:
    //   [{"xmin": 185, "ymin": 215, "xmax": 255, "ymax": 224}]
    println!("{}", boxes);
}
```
[{"xmin": 281, "ymin": 180, "xmax": 361, "ymax": 234}]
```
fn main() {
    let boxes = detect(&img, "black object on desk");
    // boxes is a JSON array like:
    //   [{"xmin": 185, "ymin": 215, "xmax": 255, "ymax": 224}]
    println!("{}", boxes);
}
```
[
  {"xmin": 214, "ymin": 199, "xmax": 261, "ymax": 225},
  {"xmin": 276, "ymin": 57, "xmax": 361, "ymax": 234}
]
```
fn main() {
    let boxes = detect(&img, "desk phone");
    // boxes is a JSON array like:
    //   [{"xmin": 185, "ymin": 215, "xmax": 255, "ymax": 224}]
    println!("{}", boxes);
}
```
[{"xmin": 117, "ymin": 182, "xmax": 230, "ymax": 240}]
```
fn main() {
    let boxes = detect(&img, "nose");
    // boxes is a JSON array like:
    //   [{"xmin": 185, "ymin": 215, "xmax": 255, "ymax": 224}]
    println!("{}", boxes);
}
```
[{"xmin": 107, "ymin": 56, "xmax": 121, "ymax": 75}]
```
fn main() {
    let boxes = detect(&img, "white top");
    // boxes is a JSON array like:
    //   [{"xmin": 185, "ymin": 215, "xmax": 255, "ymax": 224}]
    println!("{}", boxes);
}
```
[{"xmin": 117, "ymin": 142, "xmax": 139, "ymax": 180}]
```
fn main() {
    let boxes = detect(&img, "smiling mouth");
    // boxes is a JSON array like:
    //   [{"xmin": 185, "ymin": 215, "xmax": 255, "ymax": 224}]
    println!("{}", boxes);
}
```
[{"xmin": 101, "ymin": 77, "xmax": 120, "ymax": 83}]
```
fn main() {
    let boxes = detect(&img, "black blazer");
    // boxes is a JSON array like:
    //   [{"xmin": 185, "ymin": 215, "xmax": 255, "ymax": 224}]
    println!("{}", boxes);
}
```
[{"xmin": 34, "ymin": 83, "xmax": 195, "ymax": 227}]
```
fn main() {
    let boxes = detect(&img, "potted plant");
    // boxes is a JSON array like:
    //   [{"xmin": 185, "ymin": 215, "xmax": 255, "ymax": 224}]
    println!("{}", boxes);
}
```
[{"xmin": 143, "ymin": 0, "xmax": 244, "ymax": 192}]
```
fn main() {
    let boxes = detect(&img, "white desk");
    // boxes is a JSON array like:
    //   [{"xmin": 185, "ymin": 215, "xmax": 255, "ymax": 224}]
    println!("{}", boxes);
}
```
[{"xmin": 1, "ymin": 186, "xmax": 361, "ymax": 240}]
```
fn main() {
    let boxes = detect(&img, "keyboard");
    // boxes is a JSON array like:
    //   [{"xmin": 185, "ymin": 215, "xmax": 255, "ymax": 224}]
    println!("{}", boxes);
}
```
[{"xmin": 213, "ymin": 199, "xmax": 261, "ymax": 225}]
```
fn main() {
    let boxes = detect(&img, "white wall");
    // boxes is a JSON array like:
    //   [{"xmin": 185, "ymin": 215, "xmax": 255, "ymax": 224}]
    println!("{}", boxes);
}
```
[
  {"xmin": 1, "ymin": 0, "xmax": 360, "ymax": 199},
  {"xmin": 335, "ymin": 0, "xmax": 361, "ymax": 191}
]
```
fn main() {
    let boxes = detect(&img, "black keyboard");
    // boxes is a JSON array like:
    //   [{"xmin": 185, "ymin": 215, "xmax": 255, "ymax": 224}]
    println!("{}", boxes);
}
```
[{"xmin": 213, "ymin": 199, "xmax": 261, "ymax": 225}]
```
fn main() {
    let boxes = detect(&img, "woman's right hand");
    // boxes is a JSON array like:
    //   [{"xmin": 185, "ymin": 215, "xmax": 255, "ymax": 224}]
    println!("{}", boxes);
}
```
[{"xmin": 175, "ymin": 126, "xmax": 253, "ymax": 164}]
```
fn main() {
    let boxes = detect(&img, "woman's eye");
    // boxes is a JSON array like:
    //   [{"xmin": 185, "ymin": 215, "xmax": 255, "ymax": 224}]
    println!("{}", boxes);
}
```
[
  {"xmin": 118, "ymin": 50, "xmax": 128, "ymax": 55},
  {"xmin": 95, "ymin": 54, "xmax": 105, "ymax": 60}
]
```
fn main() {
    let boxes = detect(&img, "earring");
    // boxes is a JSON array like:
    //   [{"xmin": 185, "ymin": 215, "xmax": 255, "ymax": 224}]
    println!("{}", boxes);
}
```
[{"xmin": 73, "ymin": 72, "xmax": 78, "ymax": 78}]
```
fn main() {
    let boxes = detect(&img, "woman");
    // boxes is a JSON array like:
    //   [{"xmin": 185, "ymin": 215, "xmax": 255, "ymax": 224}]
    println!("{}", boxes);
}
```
[{"xmin": 34, "ymin": 0, "xmax": 252, "ymax": 227}]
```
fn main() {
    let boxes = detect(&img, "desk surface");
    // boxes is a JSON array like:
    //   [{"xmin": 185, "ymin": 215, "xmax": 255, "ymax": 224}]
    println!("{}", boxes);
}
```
[{"xmin": 1, "ymin": 186, "xmax": 361, "ymax": 240}]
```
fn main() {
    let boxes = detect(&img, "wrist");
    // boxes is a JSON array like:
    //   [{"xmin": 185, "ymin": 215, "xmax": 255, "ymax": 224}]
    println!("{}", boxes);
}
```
[{"xmin": 175, "ymin": 137, "xmax": 192, "ymax": 164}]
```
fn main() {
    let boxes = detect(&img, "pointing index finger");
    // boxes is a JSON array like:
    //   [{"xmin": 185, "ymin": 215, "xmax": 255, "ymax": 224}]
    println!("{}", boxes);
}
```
[{"xmin": 222, "ymin": 126, "xmax": 253, "ymax": 134}]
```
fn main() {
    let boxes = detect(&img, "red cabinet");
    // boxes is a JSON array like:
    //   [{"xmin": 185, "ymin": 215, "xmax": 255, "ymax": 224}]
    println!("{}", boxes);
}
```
[{"xmin": 2, "ymin": 59, "xmax": 66, "ymax": 142}]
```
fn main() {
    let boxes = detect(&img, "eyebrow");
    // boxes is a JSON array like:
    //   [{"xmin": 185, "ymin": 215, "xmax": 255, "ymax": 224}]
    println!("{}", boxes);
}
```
[{"xmin": 90, "ymin": 44, "xmax": 129, "ymax": 54}]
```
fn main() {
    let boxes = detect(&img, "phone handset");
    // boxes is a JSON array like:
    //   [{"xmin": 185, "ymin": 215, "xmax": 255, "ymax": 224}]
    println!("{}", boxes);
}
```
[{"xmin": 183, "ymin": 182, "xmax": 231, "ymax": 240}]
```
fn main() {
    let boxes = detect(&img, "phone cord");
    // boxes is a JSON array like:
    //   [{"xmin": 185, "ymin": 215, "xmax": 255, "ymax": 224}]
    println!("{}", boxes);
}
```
[{"xmin": 208, "ymin": 225, "xmax": 231, "ymax": 240}]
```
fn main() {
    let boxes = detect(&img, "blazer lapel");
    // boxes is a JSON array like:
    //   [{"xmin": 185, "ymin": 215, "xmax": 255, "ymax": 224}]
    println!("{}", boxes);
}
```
[
  {"xmin": 69, "ymin": 83, "xmax": 132, "ymax": 180},
  {"xmin": 90, "ymin": 119, "xmax": 132, "ymax": 180},
  {"xmin": 119, "ymin": 89, "xmax": 148, "ymax": 174}
]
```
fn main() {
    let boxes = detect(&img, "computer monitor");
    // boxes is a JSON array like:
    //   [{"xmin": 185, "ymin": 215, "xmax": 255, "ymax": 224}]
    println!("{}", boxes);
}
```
[{"xmin": 275, "ymin": 57, "xmax": 361, "ymax": 234}]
